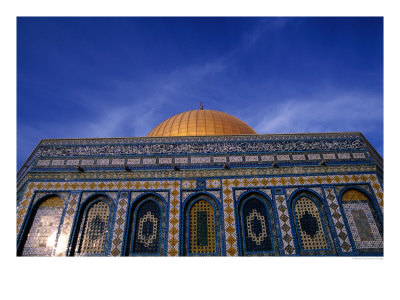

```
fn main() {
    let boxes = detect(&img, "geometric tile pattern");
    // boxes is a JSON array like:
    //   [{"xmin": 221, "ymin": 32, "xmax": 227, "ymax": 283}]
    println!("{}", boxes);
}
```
[
  {"xmin": 206, "ymin": 179, "xmax": 221, "ymax": 189},
  {"xmin": 218, "ymin": 174, "xmax": 383, "ymax": 256},
  {"xmin": 294, "ymin": 196, "xmax": 328, "ymax": 250},
  {"xmin": 182, "ymin": 190, "xmax": 221, "ymax": 204},
  {"xmin": 182, "ymin": 180, "xmax": 196, "ymax": 189},
  {"xmin": 110, "ymin": 192, "xmax": 128, "ymax": 257},
  {"xmin": 133, "ymin": 200, "xmax": 161, "ymax": 254},
  {"xmin": 17, "ymin": 174, "xmax": 383, "ymax": 256},
  {"xmin": 323, "ymin": 188, "xmax": 353, "ymax": 253},
  {"xmin": 189, "ymin": 200, "xmax": 216, "ymax": 254},
  {"xmin": 343, "ymin": 202, "xmax": 383, "ymax": 250},
  {"xmin": 241, "ymin": 198, "xmax": 273, "ymax": 253},
  {"xmin": 286, "ymin": 186, "xmax": 323, "ymax": 200},
  {"xmin": 54, "ymin": 192, "xmax": 78, "ymax": 256},
  {"xmin": 16, "ymin": 180, "xmax": 181, "ymax": 256},
  {"xmin": 274, "ymin": 193, "xmax": 296, "ymax": 255},
  {"xmin": 78, "ymin": 201, "xmax": 110, "ymax": 254},
  {"xmin": 221, "ymin": 179, "xmax": 239, "ymax": 256}
]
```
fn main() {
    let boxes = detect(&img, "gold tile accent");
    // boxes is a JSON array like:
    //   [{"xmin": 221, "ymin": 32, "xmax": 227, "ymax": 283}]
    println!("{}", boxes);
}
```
[{"xmin": 342, "ymin": 189, "xmax": 368, "ymax": 201}]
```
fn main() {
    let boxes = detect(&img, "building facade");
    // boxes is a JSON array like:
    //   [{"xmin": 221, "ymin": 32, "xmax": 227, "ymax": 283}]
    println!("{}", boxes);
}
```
[{"xmin": 16, "ymin": 109, "xmax": 383, "ymax": 256}]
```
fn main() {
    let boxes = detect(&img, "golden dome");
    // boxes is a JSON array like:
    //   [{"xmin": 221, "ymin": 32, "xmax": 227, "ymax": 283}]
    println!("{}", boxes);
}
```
[{"xmin": 147, "ymin": 109, "xmax": 257, "ymax": 137}]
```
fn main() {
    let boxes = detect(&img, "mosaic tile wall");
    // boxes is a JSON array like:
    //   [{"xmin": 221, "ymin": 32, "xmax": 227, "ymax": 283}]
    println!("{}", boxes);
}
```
[
  {"xmin": 132, "ymin": 200, "xmax": 162, "ymax": 254},
  {"xmin": 17, "ymin": 172, "xmax": 383, "ymax": 256},
  {"xmin": 77, "ymin": 201, "xmax": 110, "ymax": 255},
  {"xmin": 21, "ymin": 196, "xmax": 64, "ymax": 256},
  {"xmin": 343, "ymin": 203, "xmax": 383, "ymax": 250},
  {"xmin": 189, "ymin": 200, "xmax": 216, "ymax": 254},
  {"xmin": 240, "ymin": 198, "xmax": 274, "ymax": 254},
  {"xmin": 293, "ymin": 196, "xmax": 329, "ymax": 251}
]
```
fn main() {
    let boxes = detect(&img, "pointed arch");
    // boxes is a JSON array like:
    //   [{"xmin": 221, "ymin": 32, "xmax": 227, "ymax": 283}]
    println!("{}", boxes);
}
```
[
  {"xmin": 340, "ymin": 187, "xmax": 383, "ymax": 254},
  {"xmin": 18, "ymin": 194, "xmax": 65, "ymax": 256},
  {"xmin": 237, "ymin": 191, "xmax": 279, "ymax": 256},
  {"xmin": 70, "ymin": 194, "xmax": 113, "ymax": 256},
  {"xmin": 290, "ymin": 190, "xmax": 337, "ymax": 255},
  {"xmin": 182, "ymin": 193, "xmax": 222, "ymax": 256},
  {"xmin": 125, "ymin": 193, "xmax": 166, "ymax": 256}
]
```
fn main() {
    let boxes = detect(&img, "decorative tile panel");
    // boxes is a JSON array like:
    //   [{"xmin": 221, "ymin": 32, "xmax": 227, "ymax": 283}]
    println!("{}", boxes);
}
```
[
  {"xmin": 97, "ymin": 159, "xmax": 110, "ymax": 166},
  {"xmin": 81, "ymin": 159, "xmax": 94, "ymax": 166},
  {"xmin": 352, "ymin": 153, "xmax": 366, "ymax": 159},
  {"xmin": 322, "ymin": 153, "xmax": 336, "ymax": 160},
  {"xmin": 37, "ymin": 160, "xmax": 51, "ymax": 166},
  {"xmin": 213, "ymin": 157, "xmax": 227, "ymax": 163},
  {"xmin": 206, "ymin": 179, "xmax": 221, "ymax": 189},
  {"xmin": 36, "ymin": 135, "xmax": 366, "ymax": 157},
  {"xmin": 338, "ymin": 153, "xmax": 351, "ymax": 159},
  {"xmin": 189, "ymin": 200, "xmax": 216, "ymax": 254},
  {"xmin": 294, "ymin": 197, "xmax": 328, "ymax": 250},
  {"xmin": 274, "ymin": 193, "xmax": 296, "ymax": 255},
  {"xmin": 292, "ymin": 154, "xmax": 305, "ymax": 161},
  {"xmin": 52, "ymin": 160, "xmax": 65, "ymax": 166},
  {"xmin": 191, "ymin": 157, "xmax": 211, "ymax": 164},
  {"xmin": 308, "ymin": 154, "xmax": 321, "ymax": 160},
  {"xmin": 66, "ymin": 159, "xmax": 79, "ymax": 166},
  {"xmin": 245, "ymin": 156, "xmax": 259, "ymax": 162},
  {"xmin": 110, "ymin": 192, "xmax": 129, "ymax": 256},
  {"xmin": 159, "ymin": 158, "xmax": 172, "ymax": 164},
  {"xmin": 323, "ymin": 188, "xmax": 353, "ymax": 253},
  {"xmin": 17, "ymin": 173, "xmax": 382, "ymax": 256},
  {"xmin": 343, "ymin": 202, "xmax": 383, "ymax": 250},
  {"xmin": 222, "ymin": 179, "xmax": 238, "ymax": 256},
  {"xmin": 174, "ymin": 157, "xmax": 188, "ymax": 164},
  {"xmin": 182, "ymin": 180, "xmax": 196, "ymax": 189},
  {"xmin": 277, "ymin": 155, "xmax": 290, "ymax": 161},
  {"xmin": 143, "ymin": 158, "xmax": 156, "ymax": 164},
  {"xmin": 261, "ymin": 155, "xmax": 274, "ymax": 161},
  {"xmin": 111, "ymin": 159, "xmax": 125, "ymax": 165},
  {"xmin": 229, "ymin": 156, "xmax": 243, "ymax": 162},
  {"xmin": 127, "ymin": 158, "xmax": 141, "ymax": 165}
]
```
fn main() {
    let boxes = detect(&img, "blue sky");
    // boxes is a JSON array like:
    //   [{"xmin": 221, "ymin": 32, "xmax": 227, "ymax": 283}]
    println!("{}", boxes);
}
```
[{"xmin": 17, "ymin": 17, "xmax": 383, "ymax": 169}]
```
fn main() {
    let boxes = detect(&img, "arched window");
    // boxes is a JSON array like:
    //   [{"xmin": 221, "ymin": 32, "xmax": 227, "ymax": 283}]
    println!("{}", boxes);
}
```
[
  {"xmin": 18, "ymin": 195, "xmax": 64, "ymax": 256},
  {"xmin": 126, "ymin": 195, "xmax": 165, "ymax": 256},
  {"xmin": 341, "ymin": 189, "xmax": 383, "ymax": 253},
  {"xmin": 183, "ymin": 195, "xmax": 222, "ymax": 256},
  {"xmin": 71, "ymin": 195, "xmax": 112, "ymax": 256},
  {"xmin": 291, "ymin": 192, "xmax": 336, "ymax": 255},
  {"xmin": 238, "ymin": 194, "xmax": 278, "ymax": 256}
]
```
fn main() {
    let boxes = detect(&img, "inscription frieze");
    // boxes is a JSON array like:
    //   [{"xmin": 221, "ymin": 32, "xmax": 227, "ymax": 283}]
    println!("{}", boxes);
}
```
[{"xmin": 37, "ymin": 139, "xmax": 365, "ymax": 158}]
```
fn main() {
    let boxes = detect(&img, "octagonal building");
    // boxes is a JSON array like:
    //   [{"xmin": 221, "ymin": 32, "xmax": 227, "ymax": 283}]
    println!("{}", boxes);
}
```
[{"xmin": 17, "ymin": 108, "xmax": 383, "ymax": 256}]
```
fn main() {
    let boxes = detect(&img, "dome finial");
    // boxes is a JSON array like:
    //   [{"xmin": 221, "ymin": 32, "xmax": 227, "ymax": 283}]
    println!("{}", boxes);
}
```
[{"xmin": 199, "ymin": 101, "xmax": 204, "ymax": 110}]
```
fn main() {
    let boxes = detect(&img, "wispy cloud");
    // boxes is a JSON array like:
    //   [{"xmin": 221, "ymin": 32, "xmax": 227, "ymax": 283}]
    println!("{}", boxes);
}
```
[
  {"xmin": 48, "ymin": 59, "xmax": 228, "ymax": 139},
  {"xmin": 252, "ymin": 90, "xmax": 383, "ymax": 135}
]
